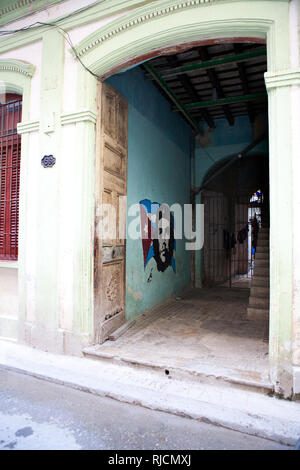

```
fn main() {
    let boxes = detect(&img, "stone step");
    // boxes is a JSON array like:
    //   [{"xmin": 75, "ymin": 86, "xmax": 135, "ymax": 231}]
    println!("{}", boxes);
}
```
[
  {"xmin": 247, "ymin": 306, "xmax": 269, "ymax": 321},
  {"xmin": 257, "ymin": 235, "xmax": 269, "ymax": 242},
  {"xmin": 256, "ymin": 246, "xmax": 269, "ymax": 254},
  {"xmin": 82, "ymin": 346, "xmax": 273, "ymax": 396},
  {"xmin": 255, "ymin": 252, "xmax": 269, "ymax": 261},
  {"xmin": 257, "ymin": 239, "xmax": 269, "ymax": 247},
  {"xmin": 254, "ymin": 266, "xmax": 269, "ymax": 277},
  {"xmin": 249, "ymin": 296, "xmax": 269, "ymax": 308},
  {"xmin": 254, "ymin": 259, "xmax": 269, "ymax": 268},
  {"xmin": 251, "ymin": 286, "xmax": 269, "ymax": 297},
  {"xmin": 251, "ymin": 276, "xmax": 270, "ymax": 287}
]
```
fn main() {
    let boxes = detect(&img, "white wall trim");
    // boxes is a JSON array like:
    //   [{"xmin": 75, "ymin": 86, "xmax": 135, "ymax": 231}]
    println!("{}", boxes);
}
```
[
  {"xmin": 61, "ymin": 110, "xmax": 97, "ymax": 125},
  {"xmin": 17, "ymin": 120, "xmax": 40, "ymax": 134},
  {"xmin": 0, "ymin": 261, "xmax": 18, "ymax": 269},
  {"xmin": 0, "ymin": 59, "xmax": 35, "ymax": 78},
  {"xmin": 265, "ymin": 69, "xmax": 300, "ymax": 90}
]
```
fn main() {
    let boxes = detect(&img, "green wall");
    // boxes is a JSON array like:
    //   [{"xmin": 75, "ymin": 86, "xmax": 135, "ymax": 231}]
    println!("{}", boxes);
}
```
[{"xmin": 107, "ymin": 67, "xmax": 192, "ymax": 320}]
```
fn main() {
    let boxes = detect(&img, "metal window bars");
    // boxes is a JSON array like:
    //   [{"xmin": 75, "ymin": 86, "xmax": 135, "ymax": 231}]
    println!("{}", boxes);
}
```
[{"xmin": 0, "ymin": 97, "xmax": 22, "ymax": 261}]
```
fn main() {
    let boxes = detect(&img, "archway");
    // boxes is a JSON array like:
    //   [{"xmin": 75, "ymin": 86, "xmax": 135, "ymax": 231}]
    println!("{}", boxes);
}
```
[{"xmin": 76, "ymin": 0, "xmax": 293, "ymax": 396}]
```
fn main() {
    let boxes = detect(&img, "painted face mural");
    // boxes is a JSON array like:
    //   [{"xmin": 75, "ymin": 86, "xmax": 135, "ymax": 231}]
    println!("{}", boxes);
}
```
[{"xmin": 139, "ymin": 199, "xmax": 176, "ymax": 273}]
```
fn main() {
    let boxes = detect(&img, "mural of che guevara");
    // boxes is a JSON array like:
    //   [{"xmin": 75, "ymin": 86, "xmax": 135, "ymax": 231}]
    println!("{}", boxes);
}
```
[{"xmin": 139, "ymin": 199, "xmax": 176, "ymax": 273}]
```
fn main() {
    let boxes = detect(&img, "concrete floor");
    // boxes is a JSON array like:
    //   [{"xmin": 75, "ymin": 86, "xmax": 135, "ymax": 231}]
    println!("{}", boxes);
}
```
[
  {"xmin": 94, "ymin": 287, "xmax": 270, "ymax": 387},
  {"xmin": 0, "ymin": 369, "xmax": 289, "ymax": 450}
]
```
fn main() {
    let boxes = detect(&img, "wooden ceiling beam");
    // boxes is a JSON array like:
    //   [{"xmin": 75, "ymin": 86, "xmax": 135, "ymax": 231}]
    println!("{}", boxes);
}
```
[
  {"xmin": 233, "ymin": 44, "xmax": 256, "ymax": 122},
  {"xmin": 157, "ymin": 48, "xmax": 266, "ymax": 78},
  {"xmin": 143, "ymin": 62, "xmax": 204, "ymax": 134},
  {"xmin": 199, "ymin": 47, "xmax": 234, "ymax": 126},
  {"xmin": 166, "ymin": 56, "xmax": 215, "ymax": 129},
  {"xmin": 173, "ymin": 92, "xmax": 267, "ymax": 111}
]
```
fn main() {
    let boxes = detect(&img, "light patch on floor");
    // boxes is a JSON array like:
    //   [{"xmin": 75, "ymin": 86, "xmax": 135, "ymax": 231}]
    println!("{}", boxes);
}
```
[
  {"xmin": 96, "ymin": 287, "xmax": 269, "ymax": 385},
  {"xmin": 0, "ymin": 412, "xmax": 81, "ymax": 450}
]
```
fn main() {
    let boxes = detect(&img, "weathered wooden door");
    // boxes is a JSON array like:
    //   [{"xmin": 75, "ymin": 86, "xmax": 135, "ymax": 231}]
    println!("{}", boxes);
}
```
[{"xmin": 94, "ymin": 82, "xmax": 128, "ymax": 343}]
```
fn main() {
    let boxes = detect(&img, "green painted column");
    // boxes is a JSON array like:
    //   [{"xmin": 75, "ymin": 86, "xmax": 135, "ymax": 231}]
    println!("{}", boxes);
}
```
[
  {"xmin": 265, "ymin": 70, "xmax": 295, "ymax": 397},
  {"xmin": 33, "ymin": 29, "xmax": 65, "ymax": 351},
  {"xmin": 57, "ymin": 63, "xmax": 98, "ymax": 353}
]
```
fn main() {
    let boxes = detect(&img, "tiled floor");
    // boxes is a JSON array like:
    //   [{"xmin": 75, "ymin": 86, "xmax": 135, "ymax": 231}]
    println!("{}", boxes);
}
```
[{"xmin": 95, "ymin": 287, "xmax": 270, "ymax": 385}]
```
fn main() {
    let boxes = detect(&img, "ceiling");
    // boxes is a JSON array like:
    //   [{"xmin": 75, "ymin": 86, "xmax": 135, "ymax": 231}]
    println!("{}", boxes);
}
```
[{"xmin": 142, "ymin": 42, "xmax": 268, "ymax": 131}]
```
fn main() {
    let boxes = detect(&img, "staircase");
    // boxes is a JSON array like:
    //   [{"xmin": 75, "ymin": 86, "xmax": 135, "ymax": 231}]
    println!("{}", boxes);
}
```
[{"xmin": 247, "ymin": 227, "xmax": 269, "ymax": 321}]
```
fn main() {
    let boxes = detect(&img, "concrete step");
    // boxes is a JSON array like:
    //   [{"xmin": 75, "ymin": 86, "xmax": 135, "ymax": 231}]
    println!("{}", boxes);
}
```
[
  {"xmin": 82, "ymin": 346, "xmax": 273, "ymax": 396},
  {"xmin": 258, "ymin": 237, "xmax": 269, "ymax": 243},
  {"xmin": 247, "ymin": 306, "xmax": 269, "ymax": 321},
  {"xmin": 249, "ymin": 296, "xmax": 270, "ymax": 308},
  {"xmin": 257, "ymin": 239, "xmax": 269, "ymax": 247},
  {"xmin": 259, "ymin": 232, "xmax": 269, "ymax": 239},
  {"xmin": 255, "ymin": 252, "xmax": 269, "ymax": 261},
  {"xmin": 256, "ymin": 246, "xmax": 269, "ymax": 254},
  {"xmin": 251, "ymin": 276, "xmax": 270, "ymax": 288},
  {"xmin": 254, "ymin": 259, "xmax": 269, "ymax": 268},
  {"xmin": 254, "ymin": 267, "xmax": 269, "ymax": 277},
  {"xmin": 251, "ymin": 286, "xmax": 269, "ymax": 297},
  {"xmin": 5, "ymin": 341, "xmax": 300, "ymax": 448}
]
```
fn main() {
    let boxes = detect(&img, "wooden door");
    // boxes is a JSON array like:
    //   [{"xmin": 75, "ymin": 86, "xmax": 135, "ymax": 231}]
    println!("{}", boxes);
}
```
[{"xmin": 94, "ymin": 82, "xmax": 128, "ymax": 343}]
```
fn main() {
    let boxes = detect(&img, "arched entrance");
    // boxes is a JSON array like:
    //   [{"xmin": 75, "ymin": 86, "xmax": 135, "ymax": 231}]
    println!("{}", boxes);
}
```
[{"xmin": 75, "ymin": 0, "xmax": 294, "ymax": 397}]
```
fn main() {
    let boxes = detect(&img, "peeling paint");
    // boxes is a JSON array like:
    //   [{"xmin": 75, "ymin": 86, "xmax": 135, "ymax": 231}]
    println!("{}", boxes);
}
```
[{"xmin": 107, "ymin": 67, "xmax": 191, "ymax": 321}]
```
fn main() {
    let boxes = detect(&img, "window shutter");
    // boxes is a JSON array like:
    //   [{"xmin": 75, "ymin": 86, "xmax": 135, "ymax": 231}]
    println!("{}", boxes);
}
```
[
  {"xmin": 0, "ymin": 96, "xmax": 22, "ymax": 261},
  {"xmin": 0, "ymin": 147, "xmax": 6, "ymax": 258}
]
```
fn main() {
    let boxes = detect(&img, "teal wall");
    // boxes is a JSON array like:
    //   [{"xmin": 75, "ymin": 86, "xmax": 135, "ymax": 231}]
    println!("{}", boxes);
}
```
[
  {"xmin": 195, "ymin": 116, "xmax": 268, "ymax": 187},
  {"xmin": 106, "ymin": 67, "xmax": 192, "ymax": 320}
]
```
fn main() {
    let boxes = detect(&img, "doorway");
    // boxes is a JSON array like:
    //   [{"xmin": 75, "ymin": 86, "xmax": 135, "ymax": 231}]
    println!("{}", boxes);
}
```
[{"xmin": 91, "ymin": 39, "xmax": 271, "ymax": 389}]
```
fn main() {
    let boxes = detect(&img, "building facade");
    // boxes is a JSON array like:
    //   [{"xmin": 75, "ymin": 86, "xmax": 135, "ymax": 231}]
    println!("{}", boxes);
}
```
[{"xmin": 0, "ymin": 0, "xmax": 299, "ymax": 399}]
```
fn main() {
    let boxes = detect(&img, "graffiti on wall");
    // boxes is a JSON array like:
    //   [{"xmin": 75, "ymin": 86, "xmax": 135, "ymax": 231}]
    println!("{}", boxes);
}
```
[{"xmin": 139, "ymin": 199, "xmax": 176, "ymax": 273}]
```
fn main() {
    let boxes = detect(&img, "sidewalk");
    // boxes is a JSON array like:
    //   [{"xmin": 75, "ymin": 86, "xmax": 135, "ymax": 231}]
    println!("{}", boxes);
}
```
[{"xmin": 0, "ymin": 339, "xmax": 299, "ymax": 446}]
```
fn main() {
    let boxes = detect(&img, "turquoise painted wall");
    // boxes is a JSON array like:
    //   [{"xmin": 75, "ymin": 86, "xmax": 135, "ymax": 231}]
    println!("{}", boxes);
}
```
[
  {"xmin": 106, "ymin": 67, "xmax": 192, "ymax": 320},
  {"xmin": 195, "ymin": 116, "xmax": 268, "ymax": 187}
]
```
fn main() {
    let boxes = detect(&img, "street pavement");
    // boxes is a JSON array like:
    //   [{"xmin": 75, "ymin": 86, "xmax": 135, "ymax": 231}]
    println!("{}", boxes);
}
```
[{"xmin": 0, "ymin": 368, "xmax": 290, "ymax": 450}]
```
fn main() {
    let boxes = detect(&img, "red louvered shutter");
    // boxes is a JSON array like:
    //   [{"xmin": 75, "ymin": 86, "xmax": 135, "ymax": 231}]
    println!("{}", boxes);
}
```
[{"xmin": 0, "ymin": 95, "xmax": 22, "ymax": 261}]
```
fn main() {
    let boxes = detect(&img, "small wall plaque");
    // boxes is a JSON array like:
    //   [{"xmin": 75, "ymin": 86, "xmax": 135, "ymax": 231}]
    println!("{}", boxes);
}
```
[{"xmin": 41, "ymin": 155, "xmax": 56, "ymax": 168}]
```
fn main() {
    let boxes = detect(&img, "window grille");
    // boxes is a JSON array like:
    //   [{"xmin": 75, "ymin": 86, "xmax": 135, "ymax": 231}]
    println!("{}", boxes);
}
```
[{"xmin": 0, "ymin": 95, "xmax": 22, "ymax": 261}]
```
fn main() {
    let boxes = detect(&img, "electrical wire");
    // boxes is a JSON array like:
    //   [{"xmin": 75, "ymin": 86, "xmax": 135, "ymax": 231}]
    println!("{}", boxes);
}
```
[
  {"xmin": 0, "ymin": 2, "xmax": 105, "ymax": 78},
  {"xmin": 37, "ymin": 22, "xmax": 100, "ymax": 78},
  {"xmin": 0, "ymin": 3, "xmax": 224, "ymax": 150},
  {"xmin": 0, "ymin": 19, "xmax": 100, "ymax": 78},
  {"xmin": 0, "ymin": 0, "xmax": 104, "ymax": 35}
]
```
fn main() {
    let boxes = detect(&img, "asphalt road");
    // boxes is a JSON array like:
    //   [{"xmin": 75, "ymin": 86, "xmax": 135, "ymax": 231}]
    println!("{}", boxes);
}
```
[{"xmin": 0, "ymin": 368, "xmax": 290, "ymax": 450}]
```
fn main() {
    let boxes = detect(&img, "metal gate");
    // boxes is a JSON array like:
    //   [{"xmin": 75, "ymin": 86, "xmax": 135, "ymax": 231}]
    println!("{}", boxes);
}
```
[{"xmin": 203, "ymin": 190, "xmax": 262, "ymax": 287}]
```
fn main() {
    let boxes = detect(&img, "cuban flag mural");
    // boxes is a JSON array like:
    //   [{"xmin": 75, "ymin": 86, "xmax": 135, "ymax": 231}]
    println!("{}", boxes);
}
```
[{"xmin": 139, "ymin": 199, "xmax": 176, "ymax": 273}]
